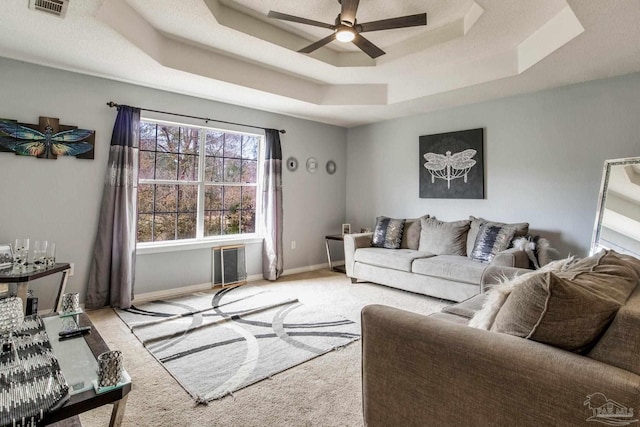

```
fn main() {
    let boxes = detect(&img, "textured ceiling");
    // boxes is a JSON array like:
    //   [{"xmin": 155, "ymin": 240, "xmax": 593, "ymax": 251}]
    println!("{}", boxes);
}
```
[{"xmin": 0, "ymin": 0, "xmax": 639, "ymax": 127}]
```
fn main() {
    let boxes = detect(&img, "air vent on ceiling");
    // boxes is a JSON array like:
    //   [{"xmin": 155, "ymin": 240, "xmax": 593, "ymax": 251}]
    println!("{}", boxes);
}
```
[{"xmin": 29, "ymin": 0, "xmax": 69, "ymax": 18}]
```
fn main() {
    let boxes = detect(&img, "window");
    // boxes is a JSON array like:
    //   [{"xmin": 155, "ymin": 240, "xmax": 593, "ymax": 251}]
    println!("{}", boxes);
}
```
[{"xmin": 137, "ymin": 119, "xmax": 261, "ymax": 244}]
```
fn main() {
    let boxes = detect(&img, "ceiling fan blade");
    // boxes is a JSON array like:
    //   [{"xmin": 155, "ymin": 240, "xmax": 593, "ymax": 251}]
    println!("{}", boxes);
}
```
[
  {"xmin": 340, "ymin": 0, "xmax": 360, "ymax": 25},
  {"xmin": 357, "ymin": 13, "xmax": 427, "ymax": 33},
  {"xmin": 268, "ymin": 11, "xmax": 335, "ymax": 30},
  {"xmin": 352, "ymin": 33, "xmax": 385, "ymax": 59},
  {"xmin": 299, "ymin": 33, "xmax": 338, "ymax": 54}
]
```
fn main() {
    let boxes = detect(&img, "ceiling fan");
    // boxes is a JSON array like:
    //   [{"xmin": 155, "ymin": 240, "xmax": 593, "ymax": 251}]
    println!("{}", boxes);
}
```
[{"xmin": 267, "ymin": 0, "xmax": 427, "ymax": 59}]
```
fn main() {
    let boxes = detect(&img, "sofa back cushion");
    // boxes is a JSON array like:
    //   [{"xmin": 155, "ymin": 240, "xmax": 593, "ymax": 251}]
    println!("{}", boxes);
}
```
[
  {"xmin": 466, "ymin": 216, "xmax": 529, "ymax": 258},
  {"xmin": 418, "ymin": 217, "xmax": 470, "ymax": 256},
  {"xmin": 588, "ymin": 286, "xmax": 640, "ymax": 375},
  {"xmin": 372, "ymin": 217, "xmax": 405, "ymax": 249},
  {"xmin": 491, "ymin": 251, "xmax": 638, "ymax": 352},
  {"xmin": 400, "ymin": 216, "xmax": 428, "ymax": 250}
]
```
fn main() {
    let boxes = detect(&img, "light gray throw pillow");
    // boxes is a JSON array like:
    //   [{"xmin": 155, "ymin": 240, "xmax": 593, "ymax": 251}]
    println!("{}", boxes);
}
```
[
  {"xmin": 418, "ymin": 217, "xmax": 470, "ymax": 256},
  {"xmin": 491, "ymin": 250, "xmax": 639, "ymax": 353}
]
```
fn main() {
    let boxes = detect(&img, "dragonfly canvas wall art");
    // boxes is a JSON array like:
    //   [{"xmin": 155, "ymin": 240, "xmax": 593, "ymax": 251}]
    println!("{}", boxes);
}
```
[
  {"xmin": 419, "ymin": 128, "xmax": 484, "ymax": 199},
  {"xmin": 0, "ymin": 116, "xmax": 95, "ymax": 160}
]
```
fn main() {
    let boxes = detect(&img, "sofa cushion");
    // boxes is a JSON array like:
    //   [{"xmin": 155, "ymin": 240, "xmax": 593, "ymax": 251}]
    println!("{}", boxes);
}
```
[
  {"xmin": 470, "ymin": 223, "xmax": 518, "ymax": 263},
  {"xmin": 466, "ymin": 216, "xmax": 529, "ymax": 258},
  {"xmin": 412, "ymin": 255, "xmax": 488, "ymax": 284},
  {"xmin": 566, "ymin": 249, "xmax": 640, "ymax": 278},
  {"xmin": 468, "ymin": 257, "xmax": 577, "ymax": 330},
  {"xmin": 355, "ymin": 248, "xmax": 434, "ymax": 272},
  {"xmin": 400, "ymin": 216, "xmax": 428, "ymax": 250},
  {"xmin": 372, "ymin": 217, "xmax": 405, "ymax": 249},
  {"xmin": 588, "ymin": 286, "xmax": 640, "ymax": 375},
  {"xmin": 418, "ymin": 218, "xmax": 470, "ymax": 256},
  {"xmin": 491, "ymin": 257, "xmax": 638, "ymax": 352},
  {"xmin": 441, "ymin": 294, "xmax": 487, "ymax": 319}
]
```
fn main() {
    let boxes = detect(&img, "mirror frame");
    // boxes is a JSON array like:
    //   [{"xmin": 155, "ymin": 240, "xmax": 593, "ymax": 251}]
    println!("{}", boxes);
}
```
[{"xmin": 591, "ymin": 156, "xmax": 640, "ymax": 255}]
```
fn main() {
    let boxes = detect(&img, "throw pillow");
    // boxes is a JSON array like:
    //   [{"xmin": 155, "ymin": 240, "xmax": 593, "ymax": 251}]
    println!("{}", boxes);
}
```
[
  {"xmin": 491, "ymin": 259, "xmax": 638, "ymax": 352},
  {"xmin": 418, "ymin": 217, "xmax": 470, "ymax": 256},
  {"xmin": 468, "ymin": 256, "xmax": 576, "ymax": 330},
  {"xmin": 466, "ymin": 216, "xmax": 529, "ymax": 258},
  {"xmin": 400, "ymin": 215, "xmax": 428, "ymax": 250},
  {"xmin": 371, "ymin": 217, "xmax": 405, "ymax": 249},
  {"xmin": 565, "ymin": 249, "xmax": 640, "ymax": 279},
  {"xmin": 470, "ymin": 223, "xmax": 517, "ymax": 263}
]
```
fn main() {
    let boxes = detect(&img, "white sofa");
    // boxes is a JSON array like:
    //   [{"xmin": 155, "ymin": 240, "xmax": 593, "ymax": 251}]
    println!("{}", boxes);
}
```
[{"xmin": 344, "ymin": 216, "xmax": 558, "ymax": 302}]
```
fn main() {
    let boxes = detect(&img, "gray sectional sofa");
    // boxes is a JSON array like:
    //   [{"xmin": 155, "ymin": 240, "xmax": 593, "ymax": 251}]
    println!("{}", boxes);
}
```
[
  {"xmin": 344, "ymin": 216, "xmax": 558, "ymax": 302},
  {"xmin": 361, "ymin": 249, "xmax": 640, "ymax": 426}
]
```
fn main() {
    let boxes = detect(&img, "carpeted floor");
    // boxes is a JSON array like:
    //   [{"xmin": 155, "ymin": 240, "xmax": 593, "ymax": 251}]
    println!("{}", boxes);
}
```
[{"xmin": 79, "ymin": 270, "xmax": 449, "ymax": 427}]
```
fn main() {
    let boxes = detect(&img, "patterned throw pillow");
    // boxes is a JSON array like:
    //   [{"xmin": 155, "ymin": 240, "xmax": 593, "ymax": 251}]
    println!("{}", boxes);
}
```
[
  {"xmin": 371, "ymin": 217, "xmax": 406, "ymax": 249},
  {"xmin": 470, "ymin": 223, "xmax": 517, "ymax": 263},
  {"xmin": 466, "ymin": 216, "xmax": 529, "ymax": 257}
]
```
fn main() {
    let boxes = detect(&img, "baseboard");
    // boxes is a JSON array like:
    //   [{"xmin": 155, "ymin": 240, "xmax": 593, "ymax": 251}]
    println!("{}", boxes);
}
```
[
  {"xmin": 132, "ymin": 262, "xmax": 339, "ymax": 303},
  {"xmin": 281, "ymin": 263, "xmax": 330, "ymax": 276}
]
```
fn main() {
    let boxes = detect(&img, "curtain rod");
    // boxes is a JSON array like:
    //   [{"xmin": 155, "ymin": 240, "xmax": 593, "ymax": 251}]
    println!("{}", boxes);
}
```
[{"xmin": 106, "ymin": 101, "xmax": 286, "ymax": 134}]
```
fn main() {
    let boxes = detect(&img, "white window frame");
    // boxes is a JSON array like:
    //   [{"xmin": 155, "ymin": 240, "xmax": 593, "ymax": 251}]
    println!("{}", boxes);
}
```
[{"xmin": 136, "ymin": 118, "xmax": 264, "ymax": 254}]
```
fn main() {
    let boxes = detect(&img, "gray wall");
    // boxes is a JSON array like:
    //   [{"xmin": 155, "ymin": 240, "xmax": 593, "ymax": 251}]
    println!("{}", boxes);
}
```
[
  {"xmin": 346, "ymin": 71, "xmax": 640, "ymax": 257},
  {"xmin": 0, "ymin": 57, "xmax": 347, "ymax": 309}
]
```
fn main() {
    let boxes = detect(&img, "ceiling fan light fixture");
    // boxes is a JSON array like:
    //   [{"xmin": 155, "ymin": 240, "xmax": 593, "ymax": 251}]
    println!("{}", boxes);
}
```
[{"xmin": 335, "ymin": 27, "xmax": 356, "ymax": 42}]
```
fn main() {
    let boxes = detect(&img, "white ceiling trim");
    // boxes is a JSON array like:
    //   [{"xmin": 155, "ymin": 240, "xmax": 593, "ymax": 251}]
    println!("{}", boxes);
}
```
[
  {"xmin": 517, "ymin": 6, "xmax": 584, "ymax": 73},
  {"xmin": 97, "ymin": 0, "xmax": 388, "ymax": 106},
  {"xmin": 98, "ymin": 0, "xmax": 584, "ymax": 107}
]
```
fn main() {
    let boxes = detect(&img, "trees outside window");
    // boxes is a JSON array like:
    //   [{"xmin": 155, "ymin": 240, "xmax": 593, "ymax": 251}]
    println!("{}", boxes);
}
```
[{"xmin": 137, "ymin": 120, "xmax": 261, "ymax": 243}]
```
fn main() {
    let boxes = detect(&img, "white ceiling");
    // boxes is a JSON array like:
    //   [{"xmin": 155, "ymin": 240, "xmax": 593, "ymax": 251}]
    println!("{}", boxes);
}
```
[{"xmin": 1, "ymin": 0, "xmax": 640, "ymax": 127}]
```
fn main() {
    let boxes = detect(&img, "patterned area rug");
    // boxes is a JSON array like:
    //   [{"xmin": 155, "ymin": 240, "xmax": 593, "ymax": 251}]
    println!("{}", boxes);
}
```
[{"xmin": 116, "ymin": 285, "xmax": 360, "ymax": 402}]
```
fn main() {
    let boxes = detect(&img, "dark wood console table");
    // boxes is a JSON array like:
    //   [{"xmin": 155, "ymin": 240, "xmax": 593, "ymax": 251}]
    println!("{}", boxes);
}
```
[{"xmin": 0, "ymin": 263, "xmax": 71, "ymax": 312}]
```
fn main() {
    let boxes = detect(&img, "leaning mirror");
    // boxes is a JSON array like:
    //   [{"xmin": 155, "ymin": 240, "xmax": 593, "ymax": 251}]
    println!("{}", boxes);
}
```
[{"xmin": 591, "ymin": 156, "xmax": 640, "ymax": 256}]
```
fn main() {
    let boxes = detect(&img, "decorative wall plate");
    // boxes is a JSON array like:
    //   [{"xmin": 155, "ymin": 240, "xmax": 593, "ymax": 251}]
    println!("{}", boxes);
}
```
[
  {"xmin": 306, "ymin": 157, "xmax": 318, "ymax": 173},
  {"xmin": 286, "ymin": 156, "xmax": 298, "ymax": 171},
  {"xmin": 326, "ymin": 160, "xmax": 337, "ymax": 175}
]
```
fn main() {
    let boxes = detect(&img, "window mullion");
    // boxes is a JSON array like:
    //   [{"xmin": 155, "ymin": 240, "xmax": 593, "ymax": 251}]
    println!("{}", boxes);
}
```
[{"xmin": 196, "ymin": 128, "xmax": 206, "ymax": 239}]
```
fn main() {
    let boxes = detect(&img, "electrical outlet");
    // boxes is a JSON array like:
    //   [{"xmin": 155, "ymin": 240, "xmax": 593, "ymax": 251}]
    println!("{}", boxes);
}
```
[
  {"xmin": 69, "ymin": 263, "xmax": 74, "ymax": 276},
  {"xmin": 291, "ymin": 241, "xmax": 297, "ymax": 250}
]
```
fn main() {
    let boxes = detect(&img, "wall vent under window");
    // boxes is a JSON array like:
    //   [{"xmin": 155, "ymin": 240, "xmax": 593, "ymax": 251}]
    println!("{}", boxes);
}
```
[
  {"xmin": 212, "ymin": 245, "xmax": 247, "ymax": 288},
  {"xmin": 29, "ymin": 0, "xmax": 69, "ymax": 18}
]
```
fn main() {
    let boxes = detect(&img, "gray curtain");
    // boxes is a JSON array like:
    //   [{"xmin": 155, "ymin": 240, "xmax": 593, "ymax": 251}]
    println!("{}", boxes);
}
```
[
  {"xmin": 86, "ymin": 106, "xmax": 140, "ymax": 309},
  {"xmin": 262, "ymin": 129, "xmax": 283, "ymax": 280}
]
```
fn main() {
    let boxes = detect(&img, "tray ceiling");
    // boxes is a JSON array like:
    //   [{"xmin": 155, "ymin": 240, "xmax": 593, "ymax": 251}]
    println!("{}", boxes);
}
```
[{"xmin": 0, "ymin": 0, "xmax": 639, "ymax": 127}]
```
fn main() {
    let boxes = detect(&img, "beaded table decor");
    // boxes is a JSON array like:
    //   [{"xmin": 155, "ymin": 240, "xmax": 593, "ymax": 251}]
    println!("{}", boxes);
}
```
[{"xmin": 0, "ymin": 316, "xmax": 69, "ymax": 427}]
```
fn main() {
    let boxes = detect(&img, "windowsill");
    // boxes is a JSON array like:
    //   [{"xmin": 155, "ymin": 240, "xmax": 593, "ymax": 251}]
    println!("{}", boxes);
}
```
[{"xmin": 136, "ymin": 235, "xmax": 264, "ymax": 255}]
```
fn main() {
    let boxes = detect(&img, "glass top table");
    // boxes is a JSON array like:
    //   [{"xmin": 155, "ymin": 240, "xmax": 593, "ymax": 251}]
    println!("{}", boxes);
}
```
[
  {"xmin": 40, "ymin": 313, "xmax": 131, "ymax": 427},
  {"xmin": 44, "ymin": 315, "xmax": 100, "ymax": 396}
]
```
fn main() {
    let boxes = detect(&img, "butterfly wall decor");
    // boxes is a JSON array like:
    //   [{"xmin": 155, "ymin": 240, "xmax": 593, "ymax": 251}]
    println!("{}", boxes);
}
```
[{"xmin": 0, "ymin": 116, "xmax": 95, "ymax": 160}]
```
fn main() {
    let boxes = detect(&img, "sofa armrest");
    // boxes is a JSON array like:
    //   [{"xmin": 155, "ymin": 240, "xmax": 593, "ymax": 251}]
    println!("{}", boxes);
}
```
[
  {"xmin": 344, "ymin": 232, "xmax": 372, "ymax": 277},
  {"xmin": 362, "ymin": 304, "xmax": 640, "ymax": 427},
  {"xmin": 491, "ymin": 247, "xmax": 530, "ymax": 268}
]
